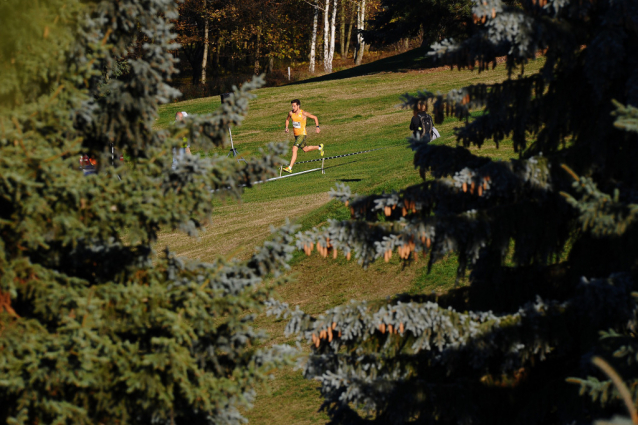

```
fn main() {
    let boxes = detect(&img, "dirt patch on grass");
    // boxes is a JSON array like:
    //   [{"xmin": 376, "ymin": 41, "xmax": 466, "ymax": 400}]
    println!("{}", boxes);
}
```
[{"xmin": 158, "ymin": 192, "xmax": 331, "ymax": 263}]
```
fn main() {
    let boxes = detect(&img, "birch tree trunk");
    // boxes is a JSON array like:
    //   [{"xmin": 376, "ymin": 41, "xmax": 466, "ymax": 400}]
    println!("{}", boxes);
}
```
[
  {"xmin": 201, "ymin": 0, "xmax": 209, "ymax": 85},
  {"xmin": 324, "ymin": 0, "xmax": 337, "ymax": 73},
  {"xmin": 339, "ymin": 0, "xmax": 345, "ymax": 58},
  {"xmin": 323, "ymin": 0, "xmax": 330, "ymax": 66},
  {"xmin": 309, "ymin": 5, "xmax": 319, "ymax": 73},
  {"xmin": 355, "ymin": 0, "xmax": 366, "ymax": 65},
  {"xmin": 352, "ymin": 3, "xmax": 359, "ymax": 62}
]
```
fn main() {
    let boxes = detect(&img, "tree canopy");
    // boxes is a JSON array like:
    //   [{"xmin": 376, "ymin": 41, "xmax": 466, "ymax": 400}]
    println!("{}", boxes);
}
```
[{"xmin": 364, "ymin": 0, "xmax": 474, "ymax": 48}]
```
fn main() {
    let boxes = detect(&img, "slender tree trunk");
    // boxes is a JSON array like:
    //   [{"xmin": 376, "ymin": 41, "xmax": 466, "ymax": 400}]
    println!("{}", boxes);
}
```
[
  {"xmin": 355, "ymin": 0, "xmax": 366, "ymax": 65},
  {"xmin": 324, "ymin": 0, "xmax": 337, "ymax": 72},
  {"xmin": 214, "ymin": 36, "xmax": 221, "ymax": 70},
  {"xmin": 345, "ymin": 7, "xmax": 353, "ymax": 59},
  {"xmin": 268, "ymin": 55, "xmax": 274, "ymax": 74},
  {"xmin": 187, "ymin": 44, "xmax": 204, "ymax": 84},
  {"xmin": 403, "ymin": 38, "xmax": 409, "ymax": 51},
  {"xmin": 352, "ymin": 3, "xmax": 359, "ymax": 62},
  {"xmin": 339, "ymin": 0, "xmax": 345, "ymax": 58},
  {"xmin": 323, "ymin": 0, "xmax": 330, "ymax": 65},
  {"xmin": 309, "ymin": 5, "xmax": 318, "ymax": 73},
  {"xmin": 201, "ymin": 0, "xmax": 209, "ymax": 85},
  {"xmin": 254, "ymin": 25, "xmax": 261, "ymax": 75}
]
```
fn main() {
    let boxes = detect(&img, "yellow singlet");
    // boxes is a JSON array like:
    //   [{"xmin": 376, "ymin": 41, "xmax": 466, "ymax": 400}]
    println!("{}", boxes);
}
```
[{"xmin": 291, "ymin": 109, "xmax": 307, "ymax": 136}]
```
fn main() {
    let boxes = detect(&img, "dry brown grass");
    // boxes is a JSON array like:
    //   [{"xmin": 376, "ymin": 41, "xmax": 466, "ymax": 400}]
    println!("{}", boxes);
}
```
[{"xmin": 157, "ymin": 192, "xmax": 330, "ymax": 262}]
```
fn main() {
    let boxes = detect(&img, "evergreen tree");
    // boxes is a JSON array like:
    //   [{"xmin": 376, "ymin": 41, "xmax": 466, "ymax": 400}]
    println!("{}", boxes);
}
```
[
  {"xmin": 0, "ymin": 0, "xmax": 294, "ymax": 424},
  {"xmin": 277, "ymin": 0, "xmax": 638, "ymax": 423}
]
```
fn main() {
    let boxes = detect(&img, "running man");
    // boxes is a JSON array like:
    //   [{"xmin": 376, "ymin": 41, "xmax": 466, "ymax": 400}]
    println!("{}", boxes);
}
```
[{"xmin": 283, "ymin": 99, "xmax": 323, "ymax": 173}]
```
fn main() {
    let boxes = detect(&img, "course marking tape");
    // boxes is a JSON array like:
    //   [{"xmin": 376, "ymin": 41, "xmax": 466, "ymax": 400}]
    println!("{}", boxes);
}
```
[
  {"xmin": 293, "ymin": 147, "xmax": 387, "ymax": 165},
  {"xmin": 278, "ymin": 147, "xmax": 387, "ymax": 176},
  {"xmin": 223, "ymin": 145, "xmax": 392, "ymax": 190}
]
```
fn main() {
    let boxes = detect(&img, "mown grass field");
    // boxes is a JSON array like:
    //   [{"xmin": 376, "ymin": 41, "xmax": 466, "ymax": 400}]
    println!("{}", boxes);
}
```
[{"xmin": 157, "ymin": 52, "xmax": 545, "ymax": 424}]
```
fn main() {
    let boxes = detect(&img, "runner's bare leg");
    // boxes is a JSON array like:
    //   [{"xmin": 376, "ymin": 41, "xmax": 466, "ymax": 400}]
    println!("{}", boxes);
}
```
[
  {"xmin": 290, "ymin": 145, "xmax": 320, "ymax": 168},
  {"xmin": 289, "ymin": 146, "xmax": 299, "ymax": 168}
]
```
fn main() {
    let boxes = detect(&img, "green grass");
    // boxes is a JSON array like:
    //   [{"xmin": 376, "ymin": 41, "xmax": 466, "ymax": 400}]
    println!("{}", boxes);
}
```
[
  {"xmin": 408, "ymin": 254, "xmax": 467, "ymax": 295},
  {"xmin": 157, "ymin": 49, "xmax": 546, "ymax": 424}
]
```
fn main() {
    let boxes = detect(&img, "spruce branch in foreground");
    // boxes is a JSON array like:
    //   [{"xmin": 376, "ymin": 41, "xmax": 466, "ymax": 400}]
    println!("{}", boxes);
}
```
[{"xmin": 288, "ymin": 0, "xmax": 638, "ymax": 423}]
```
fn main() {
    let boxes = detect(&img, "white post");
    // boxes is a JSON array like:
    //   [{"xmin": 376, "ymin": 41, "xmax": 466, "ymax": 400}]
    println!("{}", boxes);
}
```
[{"xmin": 288, "ymin": 67, "xmax": 291, "ymax": 80}]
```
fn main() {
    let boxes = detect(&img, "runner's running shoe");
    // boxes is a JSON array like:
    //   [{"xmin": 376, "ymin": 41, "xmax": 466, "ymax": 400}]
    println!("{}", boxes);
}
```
[
  {"xmin": 283, "ymin": 166, "xmax": 293, "ymax": 173},
  {"xmin": 319, "ymin": 143, "xmax": 324, "ymax": 157}
]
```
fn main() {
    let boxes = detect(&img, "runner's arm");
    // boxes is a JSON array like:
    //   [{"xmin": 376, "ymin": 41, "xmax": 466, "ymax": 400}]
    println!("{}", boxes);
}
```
[
  {"xmin": 285, "ymin": 112, "xmax": 291, "ymax": 132},
  {"xmin": 303, "ymin": 111, "xmax": 320, "ymax": 133}
]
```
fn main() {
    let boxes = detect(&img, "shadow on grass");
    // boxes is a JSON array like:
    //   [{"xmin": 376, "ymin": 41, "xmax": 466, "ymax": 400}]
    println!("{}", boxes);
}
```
[{"xmin": 288, "ymin": 47, "xmax": 436, "ymax": 86}]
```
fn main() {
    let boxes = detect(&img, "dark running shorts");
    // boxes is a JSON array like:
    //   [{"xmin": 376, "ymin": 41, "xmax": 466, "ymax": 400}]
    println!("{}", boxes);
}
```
[{"xmin": 294, "ymin": 135, "xmax": 307, "ymax": 149}]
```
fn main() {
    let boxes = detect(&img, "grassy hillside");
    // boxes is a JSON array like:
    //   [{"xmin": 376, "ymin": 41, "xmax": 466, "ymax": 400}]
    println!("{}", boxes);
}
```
[{"xmin": 157, "ymin": 52, "xmax": 546, "ymax": 424}]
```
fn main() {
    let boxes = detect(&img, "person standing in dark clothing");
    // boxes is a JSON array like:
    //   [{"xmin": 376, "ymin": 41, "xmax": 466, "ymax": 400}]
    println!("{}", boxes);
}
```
[{"xmin": 409, "ymin": 101, "xmax": 434, "ymax": 141}]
